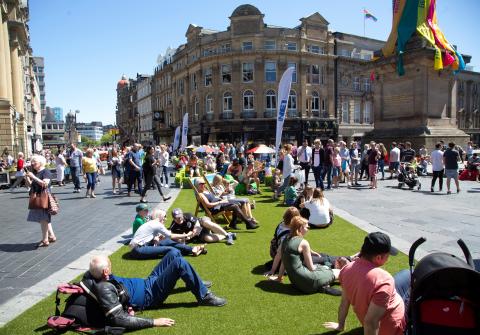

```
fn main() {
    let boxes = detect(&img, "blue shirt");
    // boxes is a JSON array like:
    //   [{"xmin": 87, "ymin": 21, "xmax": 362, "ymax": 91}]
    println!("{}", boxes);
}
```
[
  {"xmin": 125, "ymin": 151, "xmax": 142, "ymax": 171},
  {"xmin": 70, "ymin": 149, "xmax": 83, "ymax": 168},
  {"xmin": 111, "ymin": 274, "xmax": 146, "ymax": 309}
]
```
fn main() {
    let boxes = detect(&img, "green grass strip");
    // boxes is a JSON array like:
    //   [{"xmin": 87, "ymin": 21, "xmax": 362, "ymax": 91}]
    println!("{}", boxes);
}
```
[{"xmin": 1, "ymin": 188, "xmax": 408, "ymax": 334}]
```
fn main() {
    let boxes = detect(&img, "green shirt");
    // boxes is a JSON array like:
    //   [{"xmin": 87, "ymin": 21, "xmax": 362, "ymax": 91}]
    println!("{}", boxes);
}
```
[
  {"xmin": 132, "ymin": 214, "xmax": 147, "ymax": 235},
  {"xmin": 285, "ymin": 186, "xmax": 297, "ymax": 203}
]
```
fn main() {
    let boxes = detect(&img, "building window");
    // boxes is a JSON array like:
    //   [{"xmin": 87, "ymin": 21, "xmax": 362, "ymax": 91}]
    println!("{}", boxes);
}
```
[
  {"xmin": 307, "ymin": 65, "xmax": 320, "ymax": 84},
  {"xmin": 223, "ymin": 92, "xmax": 233, "ymax": 112},
  {"xmin": 458, "ymin": 94, "xmax": 464, "ymax": 109},
  {"xmin": 194, "ymin": 97, "xmax": 199, "ymax": 118},
  {"xmin": 243, "ymin": 90, "xmax": 254, "ymax": 111},
  {"xmin": 286, "ymin": 42, "xmax": 297, "ymax": 51},
  {"xmin": 342, "ymin": 101, "xmax": 349, "ymax": 123},
  {"xmin": 265, "ymin": 61, "xmax": 276, "ymax": 82},
  {"xmin": 311, "ymin": 92, "xmax": 319, "ymax": 114},
  {"xmin": 288, "ymin": 90, "xmax": 297, "ymax": 111},
  {"xmin": 206, "ymin": 95, "xmax": 213, "ymax": 114},
  {"xmin": 220, "ymin": 43, "xmax": 231, "ymax": 53},
  {"xmin": 354, "ymin": 100, "xmax": 361, "ymax": 123},
  {"xmin": 353, "ymin": 77, "xmax": 360, "ymax": 91},
  {"xmin": 204, "ymin": 68, "xmax": 212, "ymax": 86},
  {"xmin": 242, "ymin": 41, "xmax": 253, "ymax": 51},
  {"xmin": 363, "ymin": 78, "xmax": 371, "ymax": 92},
  {"xmin": 321, "ymin": 98, "xmax": 327, "ymax": 114},
  {"xmin": 364, "ymin": 101, "xmax": 372, "ymax": 124},
  {"xmin": 178, "ymin": 79, "xmax": 184, "ymax": 95},
  {"xmin": 307, "ymin": 45, "xmax": 323, "ymax": 54},
  {"xmin": 191, "ymin": 73, "xmax": 197, "ymax": 91},
  {"xmin": 242, "ymin": 63, "xmax": 254, "ymax": 82},
  {"xmin": 221, "ymin": 64, "xmax": 231, "ymax": 83},
  {"xmin": 264, "ymin": 40, "xmax": 276, "ymax": 50},
  {"xmin": 288, "ymin": 62, "xmax": 297, "ymax": 83},
  {"xmin": 266, "ymin": 89, "xmax": 276, "ymax": 111}
]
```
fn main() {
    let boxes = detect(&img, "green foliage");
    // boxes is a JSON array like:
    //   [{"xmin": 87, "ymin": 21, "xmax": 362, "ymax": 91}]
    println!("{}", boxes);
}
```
[
  {"xmin": 2, "ymin": 188, "xmax": 408, "ymax": 335},
  {"xmin": 80, "ymin": 135, "xmax": 100, "ymax": 148},
  {"xmin": 100, "ymin": 133, "xmax": 113, "ymax": 144}
]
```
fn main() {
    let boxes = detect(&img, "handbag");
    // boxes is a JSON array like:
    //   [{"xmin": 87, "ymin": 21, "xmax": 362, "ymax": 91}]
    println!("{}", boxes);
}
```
[
  {"xmin": 29, "ymin": 190, "xmax": 49, "ymax": 209},
  {"xmin": 48, "ymin": 193, "xmax": 59, "ymax": 215}
]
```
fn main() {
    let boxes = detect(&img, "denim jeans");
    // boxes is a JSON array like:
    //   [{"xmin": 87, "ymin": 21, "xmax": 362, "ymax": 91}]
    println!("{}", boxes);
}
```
[
  {"xmin": 159, "ymin": 166, "xmax": 169, "ymax": 185},
  {"xmin": 321, "ymin": 165, "xmax": 333, "ymax": 189},
  {"xmin": 143, "ymin": 249, "xmax": 208, "ymax": 308},
  {"xmin": 378, "ymin": 159, "xmax": 385, "ymax": 179},
  {"xmin": 312, "ymin": 165, "xmax": 324, "ymax": 189},
  {"xmin": 70, "ymin": 166, "xmax": 81, "ymax": 190},
  {"xmin": 131, "ymin": 245, "xmax": 176, "ymax": 259},
  {"xmin": 86, "ymin": 172, "xmax": 97, "ymax": 191},
  {"xmin": 128, "ymin": 170, "xmax": 143, "ymax": 194},
  {"xmin": 158, "ymin": 238, "xmax": 193, "ymax": 256},
  {"xmin": 394, "ymin": 269, "xmax": 411, "ymax": 320},
  {"xmin": 277, "ymin": 175, "xmax": 291, "ymax": 195}
]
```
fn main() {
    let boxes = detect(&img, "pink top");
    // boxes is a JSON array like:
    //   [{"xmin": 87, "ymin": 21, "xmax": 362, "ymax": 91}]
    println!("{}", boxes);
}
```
[
  {"xmin": 339, "ymin": 258, "xmax": 405, "ymax": 335},
  {"xmin": 334, "ymin": 154, "xmax": 341, "ymax": 167}
]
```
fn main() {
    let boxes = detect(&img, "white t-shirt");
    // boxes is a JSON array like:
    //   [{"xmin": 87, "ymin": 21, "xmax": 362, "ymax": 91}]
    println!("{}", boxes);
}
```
[
  {"xmin": 129, "ymin": 220, "xmax": 171, "ymax": 248},
  {"xmin": 305, "ymin": 198, "xmax": 330, "ymax": 226},
  {"xmin": 389, "ymin": 147, "xmax": 400, "ymax": 163},
  {"xmin": 282, "ymin": 154, "xmax": 295, "ymax": 178},
  {"xmin": 430, "ymin": 149, "xmax": 444, "ymax": 172}
]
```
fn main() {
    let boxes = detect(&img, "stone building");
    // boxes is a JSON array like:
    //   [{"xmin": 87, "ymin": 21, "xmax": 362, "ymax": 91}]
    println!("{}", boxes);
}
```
[
  {"xmin": 136, "ymin": 75, "xmax": 153, "ymax": 145},
  {"xmin": 146, "ymin": 4, "xmax": 382, "ymax": 145},
  {"xmin": 457, "ymin": 71, "xmax": 480, "ymax": 144},
  {"xmin": 0, "ymin": 0, "xmax": 40, "ymax": 157}
]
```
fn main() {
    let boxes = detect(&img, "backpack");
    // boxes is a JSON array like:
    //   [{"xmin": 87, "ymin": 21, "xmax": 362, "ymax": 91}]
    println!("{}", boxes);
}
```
[
  {"xmin": 46, "ymin": 283, "xmax": 125, "ymax": 334},
  {"xmin": 269, "ymin": 224, "xmax": 290, "ymax": 259}
]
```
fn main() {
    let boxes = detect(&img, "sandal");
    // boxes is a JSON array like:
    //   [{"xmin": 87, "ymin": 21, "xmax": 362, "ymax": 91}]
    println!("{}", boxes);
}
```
[
  {"xmin": 48, "ymin": 236, "xmax": 57, "ymax": 243},
  {"xmin": 38, "ymin": 240, "xmax": 49, "ymax": 248}
]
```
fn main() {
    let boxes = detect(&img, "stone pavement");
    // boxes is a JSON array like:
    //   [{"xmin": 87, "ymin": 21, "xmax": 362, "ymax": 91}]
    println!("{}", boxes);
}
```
[
  {"xmin": 0, "ymin": 172, "xmax": 179, "ymax": 326},
  {"xmin": 304, "ymin": 174, "xmax": 480, "ymax": 260}
]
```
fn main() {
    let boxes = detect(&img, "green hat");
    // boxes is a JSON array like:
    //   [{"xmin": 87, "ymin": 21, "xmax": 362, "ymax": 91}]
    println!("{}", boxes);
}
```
[{"xmin": 136, "ymin": 203, "xmax": 149, "ymax": 212}]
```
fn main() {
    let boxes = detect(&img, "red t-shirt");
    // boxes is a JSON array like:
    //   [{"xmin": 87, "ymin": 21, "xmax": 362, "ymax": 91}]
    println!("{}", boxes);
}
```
[
  {"xmin": 17, "ymin": 158, "xmax": 24, "ymax": 171},
  {"xmin": 339, "ymin": 258, "xmax": 405, "ymax": 335}
]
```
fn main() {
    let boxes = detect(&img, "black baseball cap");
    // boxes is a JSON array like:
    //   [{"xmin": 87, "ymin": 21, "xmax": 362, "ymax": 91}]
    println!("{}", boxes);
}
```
[{"xmin": 361, "ymin": 232, "xmax": 398, "ymax": 256}]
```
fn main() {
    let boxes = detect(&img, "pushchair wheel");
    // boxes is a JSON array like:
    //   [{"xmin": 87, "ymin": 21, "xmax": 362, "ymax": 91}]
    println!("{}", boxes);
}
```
[
  {"xmin": 417, "ymin": 183, "xmax": 421, "ymax": 190},
  {"xmin": 398, "ymin": 183, "xmax": 403, "ymax": 189}
]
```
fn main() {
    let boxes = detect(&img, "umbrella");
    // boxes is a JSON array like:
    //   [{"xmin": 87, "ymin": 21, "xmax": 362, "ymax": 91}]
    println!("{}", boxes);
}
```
[
  {"xmin": 247, "ymin": 145, "xmax": 275, "ymax": 154},
  {"xmin": 196, "ymin": 145, "xmax": 214, "ymax": 153}
]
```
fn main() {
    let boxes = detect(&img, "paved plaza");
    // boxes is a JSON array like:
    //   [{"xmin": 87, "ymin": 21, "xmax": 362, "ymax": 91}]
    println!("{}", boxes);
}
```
[{"xmin": 0, "ymin": 171, "xmax": 479, "ymax": 326}]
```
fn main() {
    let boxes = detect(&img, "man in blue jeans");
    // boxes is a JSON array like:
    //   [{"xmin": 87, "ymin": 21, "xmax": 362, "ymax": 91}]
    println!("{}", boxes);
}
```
[
  {"xmin": 81, "ymin": 249, "xmax": 226, "ymax": 330},
  {"xmin": 69, "ymin": 143, "xmax": 83, "ymax": 193},
  {"xmin": 125, "ymin": 143, "xmax": 143, "ymax": 197},
  {"xmin": 321, "ymin": 139, "xmax": 335, "ymax": 190}
]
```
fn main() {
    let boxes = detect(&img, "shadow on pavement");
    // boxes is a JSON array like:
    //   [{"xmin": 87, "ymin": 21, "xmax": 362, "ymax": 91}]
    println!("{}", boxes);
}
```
[
  {"xmin": 115, "ymin": 202, "xmax": 141, "ymax": 206},
  {"xmin": 0, "ymin": 243, "xmax": 38, "ymax": 252}
]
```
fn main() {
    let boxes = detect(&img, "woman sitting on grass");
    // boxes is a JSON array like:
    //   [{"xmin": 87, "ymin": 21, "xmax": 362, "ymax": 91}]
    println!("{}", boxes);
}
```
[
  {"xmin": 293, "ymin": 185, "xmax": 314, "ymax": 220},
  {"xmin": 300, "ymin": 188, "xmax": 332, "ymax": 228},
  {"xmin": 284, "ymin": 176, "xmax": 298, "ymax": 206},
  {"xmin": 269, "ymin": 216, "xmax": 342, "ymax": 295},
  {"xmin": 129, "ymin": 208, "xmax": 206, "ymax": 259},
  {"xmin": 211, "ymin": 175, "xmax": 253, "ymax": 219}
]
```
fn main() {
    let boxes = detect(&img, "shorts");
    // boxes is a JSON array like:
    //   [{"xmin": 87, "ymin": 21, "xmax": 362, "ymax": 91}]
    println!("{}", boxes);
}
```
[
  {"xmin": 332, "ymin": 167, "xmax": 340, "ymax": 177},
  {"xmin": 369, "ymin": 164, "xmax": 378, "ymax": 177},
  {"xmin": 445, "ymin": 169, "xmax": 458, "ymax": 179},
  {"xmin": 350, "ymin": 163, "xmax": 360, "ymax": 173},
  {"xmin": 389, "ymin": 162, "xmax": 400, "ymax": 171}
]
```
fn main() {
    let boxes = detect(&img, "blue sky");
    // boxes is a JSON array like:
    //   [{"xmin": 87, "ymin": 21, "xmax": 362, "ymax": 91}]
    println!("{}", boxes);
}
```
[{"xmin": 29, "ymin": 0, "xmax": 480, "ymax": 125}]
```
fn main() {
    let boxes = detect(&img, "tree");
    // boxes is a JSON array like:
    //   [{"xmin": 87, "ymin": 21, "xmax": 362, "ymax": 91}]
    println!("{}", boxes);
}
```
[
  {"xmin": 81, "ymin": 136, "xmax": 99, "ymax": 148},
  {"xmin": 100, "ymin": 133, "xmax": 113, "ymax": 145}
]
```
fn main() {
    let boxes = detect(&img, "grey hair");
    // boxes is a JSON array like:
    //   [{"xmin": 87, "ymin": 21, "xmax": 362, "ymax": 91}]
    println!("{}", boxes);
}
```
[
  {"xmin": 89, "ymin": 255, "xmax": 110, "ymax": 279},
  {"xmin": 30, "ymin": 154, "xmax": 46, "ymax": 168},
  {"xmin": 150, "ymin": 207, "xmax": 166, "ymax": 222}
]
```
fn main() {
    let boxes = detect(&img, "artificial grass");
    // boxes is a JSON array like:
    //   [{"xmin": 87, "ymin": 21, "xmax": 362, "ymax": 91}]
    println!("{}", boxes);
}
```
[{"xmin": 1, "ymin": 187, "xmax": 408, "ymax": 335}]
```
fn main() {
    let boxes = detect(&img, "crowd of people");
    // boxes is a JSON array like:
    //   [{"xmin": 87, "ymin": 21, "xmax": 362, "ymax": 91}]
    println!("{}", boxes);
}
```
[{"xmin": 5, "ymin": 137, "xmax": 477, "ymax": 332}]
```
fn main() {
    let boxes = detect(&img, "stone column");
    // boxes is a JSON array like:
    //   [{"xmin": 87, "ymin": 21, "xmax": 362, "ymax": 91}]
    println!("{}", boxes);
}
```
[
  {"xmin": 0, "ymin": 16, "xmax": 8, "ymax": 100},
  {"xmin": 10, "ymin": 41, "xmax": 24, "ymax": 115},
  {"xmin": 2, "ymin": 15, "xmax": 12, "ymax": 101}
]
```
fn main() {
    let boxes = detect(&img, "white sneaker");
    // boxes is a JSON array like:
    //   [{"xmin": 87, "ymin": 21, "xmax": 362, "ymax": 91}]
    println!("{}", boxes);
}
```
[{"xmin": 165, "ymin": 184, "xmax": 169, "ymax": 188}]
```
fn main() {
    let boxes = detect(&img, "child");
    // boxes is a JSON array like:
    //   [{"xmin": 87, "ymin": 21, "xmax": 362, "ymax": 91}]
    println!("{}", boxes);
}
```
[
  {"xmin": 293, "ymin": 185, "xmax": 314, "ymax": 220},
  {"xmin": 333, "ymin": 147, "xmax": 341, "ymax": 188},
  {"xmin": 272, "ymin": 169, "xmax": 283, "ymax": 199},
  {"xmin": 284, "ymin": 176, "xmax": 298, "ymax": 206},
  {"xmin": 132, "ymin": 203, "xmax": 150, "ymax": 234}
]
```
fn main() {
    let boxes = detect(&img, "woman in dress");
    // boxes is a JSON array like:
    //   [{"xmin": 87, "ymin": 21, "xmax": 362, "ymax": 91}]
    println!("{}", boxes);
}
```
[
  {"xmin": 139, "ymin": 146, "xmax": 171, "ymax": 203},
  {"xmin": 274, "ymin": 216, "xmax": 339, "ymax": 294},
  {"xmin": 109, "ymin": 148, "xmax": 122, "ymax": 194},
  {"xmin": 25, "ymin": 155, "xmax": 56, "ymax": 247}
]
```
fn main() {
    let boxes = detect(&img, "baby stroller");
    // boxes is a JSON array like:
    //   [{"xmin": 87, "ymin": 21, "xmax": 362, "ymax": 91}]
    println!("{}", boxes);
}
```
[
  {"xmin": 406, "ymin": 237, "xmax": 480, "ymax": 335},
  {"xmin": 398, "ymin": 162, "xmax": 421, "ymax": 190}
]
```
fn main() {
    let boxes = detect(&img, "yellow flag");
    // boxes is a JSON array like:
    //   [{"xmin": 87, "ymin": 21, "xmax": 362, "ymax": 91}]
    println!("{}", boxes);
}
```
[{"xmin": 382, "ymin": 0, "xmax": 407, "ymax": 57}]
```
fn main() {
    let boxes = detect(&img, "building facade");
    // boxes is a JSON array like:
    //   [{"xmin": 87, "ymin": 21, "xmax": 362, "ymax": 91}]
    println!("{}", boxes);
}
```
[
  {"xmin": 32, "ymin": 56, "xmax": 46, "ymax": 117},
  {"xmin": 0, "ymin": 0, "xmax": 40, "ymax": 157},
  {"xmin": 457, "ymin": 71, "xmax": 480, "ymax": 144},
  {"xmin": 136, "ymin": 75, "xmax": 153, "ymax": 145},
  {"xmin": 41, "ymin": 108, "xmax": 65, "ymax": 149},
  {"xmin": 77, "ymin": 121, "xmax": 103, "ymax": 142}
]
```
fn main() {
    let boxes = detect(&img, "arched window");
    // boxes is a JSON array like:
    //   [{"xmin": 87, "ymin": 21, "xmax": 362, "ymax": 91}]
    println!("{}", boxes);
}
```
[
  {"xmin": 288, "ymin": 90, "xmax": 297, "ymax": 111},
  {"xmin": 311, "ymin": 91, "xmax": 319, "ymax": 115},
  {"xmin": 193, "ymin": 96, "xmax": 199, "ymax": 119},
  {"xmin": 206, "ymin": 95, "xmax": 213, "ymax": 114},
  {"xmin": 223, "ymin": 92, "xmax": 232, "ymax": 112},
  {"xmin": 266, "ymin": 89, "xmax": 276, "ymax": 111},
  {"xmin": 243, "ymin": 90, "xmax": 254, "ymax": 111}
]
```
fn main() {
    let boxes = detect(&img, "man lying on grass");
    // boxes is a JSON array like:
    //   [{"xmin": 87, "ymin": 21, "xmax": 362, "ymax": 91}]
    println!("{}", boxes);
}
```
[{"xmin": 81, "ymin": 249, "xmax": 226, "ymax": 331}]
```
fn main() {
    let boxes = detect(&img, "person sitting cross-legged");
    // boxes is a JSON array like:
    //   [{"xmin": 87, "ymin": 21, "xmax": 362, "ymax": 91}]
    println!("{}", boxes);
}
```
[
  {"xmin": 169, "ymin": 208, "xmax": 237, "ymax": 246},
  {"xmin": 81, "ymin": 250, "xmax": 226, "ymax": 331},
  {"xmin": 129, "ymin": 208, "xmax": 206, "ymax": 259}
]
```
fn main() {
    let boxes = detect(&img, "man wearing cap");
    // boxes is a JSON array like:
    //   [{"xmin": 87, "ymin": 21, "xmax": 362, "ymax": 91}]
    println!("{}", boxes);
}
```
[
  {"xmin": 324, "ymin": 232, "xmax": 409, "ymax": 335},
  {"xmin": 170, "ymin": 208, "xmax": 237, "ymax": 245},
  {"xmin": 132, "ymin": 203, "xmax": 150, "ymax": 235}
]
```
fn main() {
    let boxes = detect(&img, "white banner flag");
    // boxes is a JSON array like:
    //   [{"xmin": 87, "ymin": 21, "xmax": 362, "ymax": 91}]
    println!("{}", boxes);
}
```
[
  {"xmin": 173, "ymin": 126, "xmax": 181, "ymax": 151},
  {"xmin": 275, "ymin": 67, "xmax": 294, "ymax": 164},
  {"xmin": 180, "ymin": 113, "xmax": 189, "ymax": 151}
]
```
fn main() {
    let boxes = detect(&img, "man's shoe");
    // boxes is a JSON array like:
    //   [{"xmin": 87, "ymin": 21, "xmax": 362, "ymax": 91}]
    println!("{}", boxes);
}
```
[
  {"xmin": 163, "ymin": 196, "xmax": 172, "ymax": 201},
  {"xmin": 229, "ymin": 232, "xmax": 237, "ymax": 240},
  {"xmin": 226, "ymin": 234, "xmax": 234, "ymax": 245},
  {"xmin": 246, "ymin": 222, "xmax": 259, "ymax": 230},
  {"xmin": 199, "ymin": 292, "xmax": 227, "ymax": 307},
  {"xmin": 431, "ymin": 187, "xmax": 434, "ymax": 192},
  {"xmin": 322, "ymin": 286, "xmax": 342, "ymax": 296},
  {"xmin": 202, "ymin": 281, "xmax": 212, "ymax": 288}
]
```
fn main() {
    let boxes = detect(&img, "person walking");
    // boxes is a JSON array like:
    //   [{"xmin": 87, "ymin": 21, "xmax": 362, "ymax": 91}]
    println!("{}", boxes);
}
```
[
  {"xmin": 322, "ymin": 139, "xmax": 335, "ymax": 189},
  {"xmin": 430, "ymin": 142, "xmax": 444, "ymax": 192},
  {"xmin": 157, "ymin": 145, "xmax": 170, "ymax": 187},
  {"xmin": 82, "ymin": 148, "xmax": 98, "ymax": 198},
  {"xmin": 368, "ymin": 142, "xmax": 380, "ymax": 189},
  {"xmin": 125, "ymin": 143, "xmax": 143, "ymax": 197},
  {"xmin": 109, "ymin": 148, "xmax": 123, "ymax": 194},
  {"xmin": 388, "ymin": 142, "xmax": 401, "ymax": 179},
  {"xmin": 25, "ymin": 155, "xmax": 56, "ymax": 247},
  {"xmin": 443, "ymin": 142, "xmax": 461, "ymax": 194},
  {"xmin": 69, "ymin": 143, "xmax": 83, "ymax": 192},
  {"xmin": 297, "ymin": 139, "xmax": 312, "ymax": 187},
  {"xmin": 139, "ymin": 146, "xmax": 171, "ymax": 203},
  {"xmin": 55, "ymin": 149, "xmax": 67, "ymax": 186},
  {"xmin": 311, "ymin": 139, "xmax": 324, "ymax": 189},
  {"xmin": 377, "ymin": 143, "xmax": 387, "ymax": 180}
]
